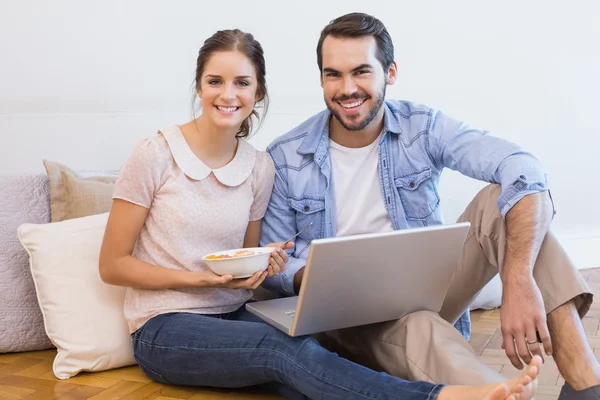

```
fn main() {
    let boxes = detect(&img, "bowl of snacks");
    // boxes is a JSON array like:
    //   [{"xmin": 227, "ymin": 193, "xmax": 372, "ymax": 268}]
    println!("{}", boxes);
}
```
[{"xmin": 202, "ymin": 247, "xmax": 272, "ymax": 279}]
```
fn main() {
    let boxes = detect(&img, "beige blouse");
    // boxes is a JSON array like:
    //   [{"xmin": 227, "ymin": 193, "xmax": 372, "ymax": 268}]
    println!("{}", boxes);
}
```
[{"xmin": 113, "ymin": 125, "xmax": 275, "ymax": 333}]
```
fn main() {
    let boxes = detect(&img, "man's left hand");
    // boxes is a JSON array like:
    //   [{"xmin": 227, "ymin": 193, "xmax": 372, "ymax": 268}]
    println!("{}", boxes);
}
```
[
  {"xmin": 264, "ymin": 242, "xmax": 293, "ymax": 277},
  {"xmin": 500, "ymin": 272, "xmax": 552, "ymax": 369}
]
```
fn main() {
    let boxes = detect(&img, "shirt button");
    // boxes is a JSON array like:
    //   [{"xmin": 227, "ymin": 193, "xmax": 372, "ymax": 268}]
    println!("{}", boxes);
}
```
[
  {"xmin": 304, "ymin": 205, "xmax": 310, "ymax": 212},
  {"xmin": 409, "ymin": 181, "xmax": 415, "ymax": 188}
]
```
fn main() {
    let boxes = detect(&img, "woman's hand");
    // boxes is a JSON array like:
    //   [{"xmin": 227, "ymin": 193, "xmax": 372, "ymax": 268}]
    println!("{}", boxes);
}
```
[
  {"xmin": 265, "ymin": 242, "xmax": 294, "ymax": 277},
  {"xmin": 195, "ymin": 241, "xmax": 295, "ymax": 288},
  {"xmin": 198, "ymin": 269, "xmax": 268, "ymax": 289}
]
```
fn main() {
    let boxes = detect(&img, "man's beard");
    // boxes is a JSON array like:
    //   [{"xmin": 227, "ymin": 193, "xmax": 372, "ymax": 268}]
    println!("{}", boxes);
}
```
[{"xmin": 325, "ymin": 85, "xmax": 386, "ymax": 132}]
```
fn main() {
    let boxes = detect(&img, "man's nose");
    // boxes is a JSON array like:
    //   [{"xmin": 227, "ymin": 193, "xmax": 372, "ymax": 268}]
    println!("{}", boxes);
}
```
[{"xmin": 341, "ymin": 77, "xmax": 358, "ymax": 96}]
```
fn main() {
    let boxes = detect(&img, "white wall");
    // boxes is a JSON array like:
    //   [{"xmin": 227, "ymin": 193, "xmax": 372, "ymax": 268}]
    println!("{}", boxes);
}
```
[{"xmin": 1, "ymin": 0, "xmax": 599, "ymax": 268}]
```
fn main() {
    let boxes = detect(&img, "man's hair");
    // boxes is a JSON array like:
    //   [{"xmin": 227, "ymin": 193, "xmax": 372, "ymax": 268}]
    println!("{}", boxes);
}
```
[{"xmin": 316, "ymin": 13, "xmax": 394, "ymax": 72}]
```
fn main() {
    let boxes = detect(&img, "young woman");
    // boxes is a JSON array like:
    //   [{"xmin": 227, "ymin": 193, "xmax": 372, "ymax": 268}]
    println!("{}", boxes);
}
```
[{"xmin": 99, "ymin": 29, "xmax": 541, "ymax": 400}]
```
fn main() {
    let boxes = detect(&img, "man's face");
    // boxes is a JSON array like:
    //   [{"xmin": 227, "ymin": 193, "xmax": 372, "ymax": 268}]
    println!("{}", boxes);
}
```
[{"xmin": 320, "ymin": 35, "xmax": 396, "ymax": 132}]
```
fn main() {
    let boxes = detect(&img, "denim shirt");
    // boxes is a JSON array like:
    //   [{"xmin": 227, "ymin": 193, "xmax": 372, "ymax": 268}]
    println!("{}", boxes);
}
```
[{"xmin": 260, "ymin": 100, "xmax": 549, "ymax": 300}]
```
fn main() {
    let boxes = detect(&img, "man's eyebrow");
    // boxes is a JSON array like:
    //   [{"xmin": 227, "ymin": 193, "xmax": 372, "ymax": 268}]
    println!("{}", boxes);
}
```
[
  {"xmin": 351, "ymin": 64, "xmax": 374, "ymax": 72},
  {"xmin": 322, "ymin": 64, "xmax": 374, "ymax": 74}
]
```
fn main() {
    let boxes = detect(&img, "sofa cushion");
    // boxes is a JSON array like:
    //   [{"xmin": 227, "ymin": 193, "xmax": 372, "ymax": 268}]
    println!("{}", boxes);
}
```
[
  {"xmin": 0, "ymin": 174, "xmax": 53, "ymax": 353},
  {"xmin": 17, "ymin": 213, "xmax": 135, "ymax": 379},
  {"xmin": 43, "ymin": 160, "xmax": 117, "ymax": 222}
]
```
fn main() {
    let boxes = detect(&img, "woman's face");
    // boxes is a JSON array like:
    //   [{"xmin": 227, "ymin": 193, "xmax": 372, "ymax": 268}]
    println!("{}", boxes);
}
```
[{"xmin": 198, "ymin": 51, "xmax": 259, "ymax": 132}]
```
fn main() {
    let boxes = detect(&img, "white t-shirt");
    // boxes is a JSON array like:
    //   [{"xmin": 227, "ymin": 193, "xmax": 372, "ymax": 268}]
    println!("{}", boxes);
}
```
[{"xmin": 329, "ymin": 135, "xmax": 394, "ymax": 237}]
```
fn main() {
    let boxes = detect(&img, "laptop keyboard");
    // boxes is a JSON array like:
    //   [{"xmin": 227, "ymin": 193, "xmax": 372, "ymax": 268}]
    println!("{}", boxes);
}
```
[{"xmin": 283, "ymin": 310, "xmax": 296, "ymax": 318}]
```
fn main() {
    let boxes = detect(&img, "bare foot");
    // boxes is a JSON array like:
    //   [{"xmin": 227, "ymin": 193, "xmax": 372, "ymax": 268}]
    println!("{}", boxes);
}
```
[{"xmin": 437, "ymin": 355, "xmax": 542, "ymax": 400}]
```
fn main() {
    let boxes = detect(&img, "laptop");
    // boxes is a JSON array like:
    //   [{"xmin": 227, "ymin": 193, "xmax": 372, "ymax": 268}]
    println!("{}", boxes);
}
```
[{"xmin": 246, "ymin": 222, "xmax": 470, "ymax": 337}]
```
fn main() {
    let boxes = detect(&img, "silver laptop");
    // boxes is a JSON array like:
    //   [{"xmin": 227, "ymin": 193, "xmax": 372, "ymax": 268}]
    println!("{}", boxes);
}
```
[{"xmin": 246, "ymin": 222, "xmax": 470, "ymax": 337}]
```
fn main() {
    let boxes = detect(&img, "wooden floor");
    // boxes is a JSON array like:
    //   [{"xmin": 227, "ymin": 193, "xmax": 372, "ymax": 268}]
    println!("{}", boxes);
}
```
[{"xmin": 1, "ymin": 269, "xmax": 599, "ymax": 400}]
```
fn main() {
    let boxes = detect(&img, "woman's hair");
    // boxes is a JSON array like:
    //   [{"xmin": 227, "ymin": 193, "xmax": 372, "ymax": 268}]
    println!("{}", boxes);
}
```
[{"xmin": 193, "ymin": 29, "xmax": 268, "ymax": 138}]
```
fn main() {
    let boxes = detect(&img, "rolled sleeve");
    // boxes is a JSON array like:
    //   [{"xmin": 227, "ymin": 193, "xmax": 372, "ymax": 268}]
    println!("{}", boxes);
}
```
[{"xmin": 494, "ymin": 154, "xmax": 551, "ymax": 217}]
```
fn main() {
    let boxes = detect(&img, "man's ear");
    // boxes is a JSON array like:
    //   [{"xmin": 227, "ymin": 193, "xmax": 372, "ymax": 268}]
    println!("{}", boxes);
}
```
[
  {"xmin": 386, "ymin": 61, "xmax": 398, "ymax": 85},
  {"xmin": 320, "ymin": 72, "xmax": 324, "ymax": 88}
]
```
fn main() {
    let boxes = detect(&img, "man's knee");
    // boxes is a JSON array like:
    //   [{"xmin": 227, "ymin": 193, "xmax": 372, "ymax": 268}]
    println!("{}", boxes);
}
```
[{"xmin": 401, "ymin": 310, "xmax": 439, "ymax": 323}]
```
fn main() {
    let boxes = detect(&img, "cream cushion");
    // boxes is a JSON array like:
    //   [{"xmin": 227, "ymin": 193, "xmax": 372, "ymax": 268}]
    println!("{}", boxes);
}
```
[{"xmin": 17, "ymin": 212, "xmax": 135, "ymax": 379}]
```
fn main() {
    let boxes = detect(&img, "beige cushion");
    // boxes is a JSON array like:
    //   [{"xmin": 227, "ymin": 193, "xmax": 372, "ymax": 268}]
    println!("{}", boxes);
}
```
[
  {"xmin": 17, "ymin": 213, "xmax": 135, "ymax": 379},
  {"xmin": 43, "ymin": 160, "xmax": 116, "ymax": 222}
]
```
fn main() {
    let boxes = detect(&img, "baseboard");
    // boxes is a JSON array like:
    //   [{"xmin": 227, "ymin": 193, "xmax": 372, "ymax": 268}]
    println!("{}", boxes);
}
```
[{"xmin": 556, "ymin": 231, "xmax": 600, "ymax": 270}]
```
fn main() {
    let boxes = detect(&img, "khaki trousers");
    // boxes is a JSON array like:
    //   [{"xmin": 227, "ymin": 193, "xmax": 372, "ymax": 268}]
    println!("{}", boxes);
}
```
[{"xmin": 315, "ymin": 184, "xmax": 593, "ymax": 385}]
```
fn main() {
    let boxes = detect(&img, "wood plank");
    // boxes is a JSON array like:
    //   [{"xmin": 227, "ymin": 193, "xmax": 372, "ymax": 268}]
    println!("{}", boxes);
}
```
[
  {"xmin": 86, "ymin": 381, "xmax": 146, "ymax": 400},
  {"xmin": 468, "ymin": 332, "xmax": 493, "ymax": 355},
  {"xmin": 0, "ymin": 384, "xmax": 37, "ymax": 399},
  {"xmin": 582, "ymin": 317, "xmax": 600, "ymax": 334},
  {"xmin": 15, "ymin": 359, "xmax": 54, "ymax": 378},
  {"xmin": 0, "ymin": 375, "xmax": 79, "ymax": 394},
  {"xmin": 0, "ymin": 359, "xmax": 47, "ymax": 380},
  {"xmin": 21, "ymin": 391, "xmax": 61, "ymax": 400},
  {"xmin": 38, "ymin": 371, "xmax": 122, "ymax": 389},
  {"xmin": 54, "ymin": 385, "xmax": 105, "ymax": 400},
  {"xmin": 119, "ymin": 382, "xmax": 165, "ymax": 400}
]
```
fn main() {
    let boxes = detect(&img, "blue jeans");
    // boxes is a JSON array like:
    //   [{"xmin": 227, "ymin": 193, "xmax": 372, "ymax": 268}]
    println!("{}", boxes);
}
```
[
  {"xmin": 132, "ymin": 306, "xmax": 445, "ymax": 400},
  {"xmin": 454, "ymin": 311, "xmax": 471, "ymax": 341}
]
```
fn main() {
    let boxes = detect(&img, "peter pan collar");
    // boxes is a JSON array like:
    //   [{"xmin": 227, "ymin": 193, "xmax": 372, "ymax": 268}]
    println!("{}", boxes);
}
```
[{"xmin": 160, "ymin": 125, "xmax": 256, "ymax": 187}]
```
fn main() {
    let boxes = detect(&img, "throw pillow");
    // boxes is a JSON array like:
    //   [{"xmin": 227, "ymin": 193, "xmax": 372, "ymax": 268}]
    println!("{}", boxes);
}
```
[
  {"xmin": 17, "ymin": 213, "xmax": 135, "ymax": 379},
  {"xmin": 43, "ymin": 160, "xmax": 117, "ymax": 222}
]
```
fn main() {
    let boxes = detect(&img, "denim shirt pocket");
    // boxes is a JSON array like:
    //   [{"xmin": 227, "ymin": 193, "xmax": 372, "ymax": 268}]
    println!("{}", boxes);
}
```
[
  {"xmin": 394, "ymin": 167, "xmax": 440, "ymax": 220},
  {"xmin": 288, "ymin": 197, "xmax": 326, "ymax": 240}
]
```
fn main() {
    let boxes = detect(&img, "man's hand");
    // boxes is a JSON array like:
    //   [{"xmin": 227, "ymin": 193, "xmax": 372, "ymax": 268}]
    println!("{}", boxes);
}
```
[
  {"xmin": 293, "ymin": 266, "xmax": 305, "ymax": 294},
  {"xmin": 265, "ymin": 241, "xmax": 294, "ymax": 277},
  {"xmin": 500, "ymin": 272, "xmax": 552, "ymax": 369}
]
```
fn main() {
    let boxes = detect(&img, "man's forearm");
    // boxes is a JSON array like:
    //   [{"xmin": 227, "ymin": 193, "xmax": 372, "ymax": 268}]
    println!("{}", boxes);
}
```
[
  {"xmin": 502, "ymin": 191, "xmax": 554, "ymax": 283},
  {"xmin": 261, "ymin": 256, "xmax": 306, "ymax": 296}
]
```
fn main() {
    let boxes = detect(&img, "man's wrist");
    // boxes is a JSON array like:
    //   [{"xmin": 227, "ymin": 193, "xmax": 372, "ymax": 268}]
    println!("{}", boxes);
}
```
[{"xmin": 501, "ymin": 264, "xmax": 534, "ymax": 285}]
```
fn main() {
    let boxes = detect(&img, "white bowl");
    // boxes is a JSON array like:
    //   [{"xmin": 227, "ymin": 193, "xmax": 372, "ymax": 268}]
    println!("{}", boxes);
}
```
[{"xmin": 201, "ymin": 247, "xmax": 272, "ymax": 279}]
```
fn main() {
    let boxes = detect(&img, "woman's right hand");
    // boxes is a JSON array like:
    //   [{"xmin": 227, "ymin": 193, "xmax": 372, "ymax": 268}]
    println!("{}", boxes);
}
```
[{"xmin": 198, "ymin": 269, "xmax": 268, "ymax": 289}]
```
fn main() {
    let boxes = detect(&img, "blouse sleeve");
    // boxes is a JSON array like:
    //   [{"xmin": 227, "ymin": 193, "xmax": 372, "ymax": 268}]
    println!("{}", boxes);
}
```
[
  {"xmin": 249, "ymin": 151, "xmax": 276, "ymax": 221},
  {"xmin": 113, "ymin": 137, "xmax": 165, "ymax": 208}
]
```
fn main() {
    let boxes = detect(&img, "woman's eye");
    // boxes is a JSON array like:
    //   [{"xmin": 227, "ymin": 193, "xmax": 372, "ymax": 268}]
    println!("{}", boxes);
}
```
[
  {"xmin": 208, "ymin": 80, "xmax": 221, "ymax": 85},
  {"xmin": 237, "ymin": 80, "xmax": 249, "ymax": 87}
]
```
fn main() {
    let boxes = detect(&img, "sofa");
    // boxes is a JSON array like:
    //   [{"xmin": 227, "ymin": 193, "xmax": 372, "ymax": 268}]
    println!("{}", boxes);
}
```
[{"xmin": 0, "ymin": 160, "xmax": 502, "ymax": 378}]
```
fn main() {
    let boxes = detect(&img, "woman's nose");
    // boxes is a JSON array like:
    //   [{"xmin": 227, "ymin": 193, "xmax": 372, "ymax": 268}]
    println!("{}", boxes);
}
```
[{"xmin": 221, "ymin": 84, "xmax": 236, "ymax": 101}]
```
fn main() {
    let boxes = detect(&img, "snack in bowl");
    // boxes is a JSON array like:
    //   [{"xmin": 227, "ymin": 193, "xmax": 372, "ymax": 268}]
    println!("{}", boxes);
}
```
[{"xmin": 202, "ymin": 247, "xmax": 272, "ymax": 278}]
